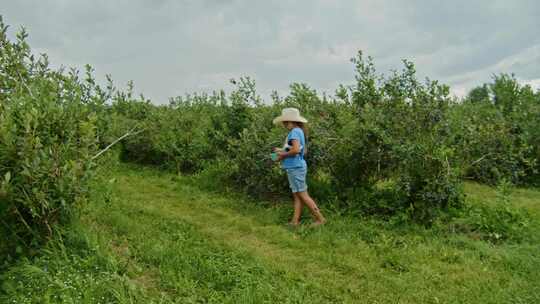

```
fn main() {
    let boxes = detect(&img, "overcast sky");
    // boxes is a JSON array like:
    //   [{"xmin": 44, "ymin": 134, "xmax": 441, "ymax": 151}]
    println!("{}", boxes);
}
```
[{"xmin": 3, "ymin": 0, "xmax": 539, "ymax": 103}]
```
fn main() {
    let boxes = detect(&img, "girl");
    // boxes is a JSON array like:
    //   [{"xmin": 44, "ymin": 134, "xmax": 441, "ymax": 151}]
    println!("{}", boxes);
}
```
[{"xmin": 272, "ymin": 108, "xmax": 326, "ymax": 227}]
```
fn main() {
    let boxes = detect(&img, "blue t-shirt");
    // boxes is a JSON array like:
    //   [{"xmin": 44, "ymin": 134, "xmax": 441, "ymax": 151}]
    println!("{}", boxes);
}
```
[{"xmin": 282, "ymin": 127, "xmax": 307, "ymax": 169}]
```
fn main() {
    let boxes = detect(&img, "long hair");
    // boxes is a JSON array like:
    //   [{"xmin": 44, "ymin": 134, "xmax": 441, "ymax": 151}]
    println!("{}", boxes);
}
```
[{"xmin": 294, "ymin": 121, "xmax": 309, "ymax": 155}]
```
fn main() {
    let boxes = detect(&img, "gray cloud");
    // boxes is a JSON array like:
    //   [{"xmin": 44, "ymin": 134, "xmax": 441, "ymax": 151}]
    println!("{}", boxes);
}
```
[{"xmin": 2, "ymin": 0, "xmax": 539, "ymax": 103}]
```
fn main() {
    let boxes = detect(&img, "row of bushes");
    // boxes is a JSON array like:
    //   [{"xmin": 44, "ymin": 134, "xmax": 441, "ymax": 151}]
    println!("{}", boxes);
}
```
[
  {"xmin": 450, "ymin": 74, "xmax": 540, "ymax": 184},
  {"xmin": 1, "ymin": 19, "xmax": 105, "ymax": 262},
  {"xmin": 106, "ymin": 54, "xmax": 539, "ymax": 225}
]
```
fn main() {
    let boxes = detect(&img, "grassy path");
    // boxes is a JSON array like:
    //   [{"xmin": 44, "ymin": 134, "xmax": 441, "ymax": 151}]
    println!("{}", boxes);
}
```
[{"xmin": 84, "ymin": 164, "xmax": 540, "ymax": 303}]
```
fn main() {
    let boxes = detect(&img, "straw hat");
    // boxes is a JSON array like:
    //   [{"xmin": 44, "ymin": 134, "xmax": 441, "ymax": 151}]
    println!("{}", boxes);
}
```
[{"xmin": 272, "ymin": 108, "xmax": 308, "ymax": 125}]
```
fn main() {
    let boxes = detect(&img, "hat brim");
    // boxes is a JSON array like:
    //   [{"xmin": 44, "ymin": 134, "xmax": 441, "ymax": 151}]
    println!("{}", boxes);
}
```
[{"xmin": 273, "ymin": 115, "xmax": 308, "ymax": 125}]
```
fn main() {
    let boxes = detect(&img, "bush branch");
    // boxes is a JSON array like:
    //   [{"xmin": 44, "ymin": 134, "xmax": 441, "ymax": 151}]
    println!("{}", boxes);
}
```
[{"xmin": 91, "ymin": 127, "xmax": 145, "ymax": 161}]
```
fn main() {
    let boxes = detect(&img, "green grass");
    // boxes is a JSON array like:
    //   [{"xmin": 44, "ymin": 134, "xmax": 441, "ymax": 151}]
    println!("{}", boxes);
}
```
[
  {"xmin": 465, "ymin": 182, "xmax": 540, "ymax": 217},
  {"xmin": 0, "ymin": 223, "xmax": 145, "ymax": 303},
  {"xmin": 2, "ymin": 164, "xmax": 539, "ymax": 303}
]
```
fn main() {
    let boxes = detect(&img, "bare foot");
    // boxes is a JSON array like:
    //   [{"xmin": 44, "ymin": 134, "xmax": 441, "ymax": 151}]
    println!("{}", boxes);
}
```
[
  {"xmin": 310, "ymin": 220, "xmax": 326, "ymax": 227},
  {"xmin": 287, "ymin": 221, "xmax": 300, "ymax": 228}
]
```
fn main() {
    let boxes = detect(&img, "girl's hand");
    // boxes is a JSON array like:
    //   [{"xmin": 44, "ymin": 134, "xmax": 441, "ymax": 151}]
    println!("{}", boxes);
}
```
[
  {"xmin": 273, "ymin": 147, "xmax": 283, "ymax": 152},
  {"xmin": 277, "ymin": 151, "xmax": 288, "ymax": 160}
]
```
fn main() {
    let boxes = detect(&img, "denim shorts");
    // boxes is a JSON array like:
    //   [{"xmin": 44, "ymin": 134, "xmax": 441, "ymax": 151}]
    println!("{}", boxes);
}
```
[{"xmin": 286, "ymin": 166, "xmax": 308, "ymax": 193}]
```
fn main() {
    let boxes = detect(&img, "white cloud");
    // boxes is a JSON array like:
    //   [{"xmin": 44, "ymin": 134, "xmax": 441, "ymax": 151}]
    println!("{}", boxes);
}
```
[
  {"xmin": 521, "ymin": 78, "xmax": 540, "ymax": 91},
  {"xmin": 444, "ymin": 43, "xmax": 540, "ymax": 95}
]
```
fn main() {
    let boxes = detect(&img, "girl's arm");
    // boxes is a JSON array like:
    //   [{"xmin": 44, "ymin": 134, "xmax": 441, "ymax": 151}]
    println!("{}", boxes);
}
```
[{"xmin": 278, "ymin": 139, "xmax": 301, "ymax": 160}]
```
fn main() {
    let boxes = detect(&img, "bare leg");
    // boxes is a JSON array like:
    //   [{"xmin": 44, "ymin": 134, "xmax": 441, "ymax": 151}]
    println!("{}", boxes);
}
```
[
  {"xmin": 290, "ymin": 193, "xmax": 303, "ymax": 226},
  {"xmin": 297, "ymin": 191, "xmax": 326, "ymax": 225}
]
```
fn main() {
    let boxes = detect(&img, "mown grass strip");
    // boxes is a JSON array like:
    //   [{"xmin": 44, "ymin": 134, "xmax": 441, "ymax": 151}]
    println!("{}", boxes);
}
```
[
  {"xmin": 90, "ymin": 196, "xmax": 348, "ymax": 303},
  {"xmin": 85, "ymin": 165, "xmax": 540, "ymax": 304}
]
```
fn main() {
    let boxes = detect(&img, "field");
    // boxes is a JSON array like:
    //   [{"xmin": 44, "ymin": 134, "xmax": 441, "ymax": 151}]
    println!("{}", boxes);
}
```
[
  {"xmin": 2, "ymin": 163, "xmax": 539, "ymax": 303},
  {"xmin": 2, "ymin": 16, "xmax": 540, "ymax": 303}
]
